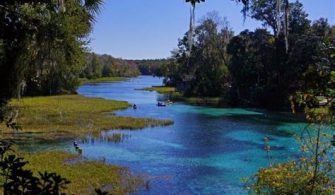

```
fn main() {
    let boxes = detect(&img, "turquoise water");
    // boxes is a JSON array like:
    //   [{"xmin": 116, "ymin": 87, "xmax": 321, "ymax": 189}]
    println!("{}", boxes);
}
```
[{"xmin": 76, "ymin": 76, "xmax": 305, "ymax": 194}]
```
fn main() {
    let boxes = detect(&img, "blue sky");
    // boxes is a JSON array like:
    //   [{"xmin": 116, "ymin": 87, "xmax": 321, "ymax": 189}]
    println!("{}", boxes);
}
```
[{"xmin": 89, "ymin": 0, "xmax": 335, "ymax": 59}]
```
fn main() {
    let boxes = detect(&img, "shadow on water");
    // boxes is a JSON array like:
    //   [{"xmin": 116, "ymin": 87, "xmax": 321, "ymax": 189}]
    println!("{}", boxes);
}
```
[{"xmin": 7, "ymin": 76, "xmax": 315, "ymax": 194}]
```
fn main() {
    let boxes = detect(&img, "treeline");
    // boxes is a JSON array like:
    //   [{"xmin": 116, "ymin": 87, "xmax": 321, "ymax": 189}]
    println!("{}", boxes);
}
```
[
  {"xmin": 80, "ymin": 53, "xmax": 140, "ymax": 79},
  {"xmin": 162, "ymin": 1, "xmax": 335, "ymax": 109},
  {"xmin": 0, "ymin": 0, "xmax": 166, "ymax": 100},
  {"xmin": 81, "ymin": 53, "xmax": 169, "ymax": 79},
  {"xmin": 135, "ymin": 59, "xmax": 170, "ymax": 76}
]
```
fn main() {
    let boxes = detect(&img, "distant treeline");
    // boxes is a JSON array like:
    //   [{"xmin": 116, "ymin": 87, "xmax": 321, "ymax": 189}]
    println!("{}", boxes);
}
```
[
  {"xmin": 135, "ymin": 59, "xmax": 169, "ymax": 76},
  {"xmin": 80, "ymin": 53, "xmax": 169, "ymax": 79},
  {"xmin": 80, "ymin": 53, "xmax": 139, "ymax": 79}
]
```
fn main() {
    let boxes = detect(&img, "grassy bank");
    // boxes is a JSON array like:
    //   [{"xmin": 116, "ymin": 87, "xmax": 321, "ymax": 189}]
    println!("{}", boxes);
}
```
[
  {"xmin": 142, "ymin": 86, "xmax": 176, "ymax": 94},
  {"xmin": 20, "ymin": 151, "xmax": 145, "ymax": 194},
  {"xmin": 0, "ymin": 95, "xmax": 173, "ymax": 194},
  {"xmin": 171, "ymin": 94, "xmax": 223, "ymax": 106},
  {"xmin": 143, "ymin": 86, "xmax": 224, "ymax": 106},
  {"xmin": 0, "ymin": 95, "xmax": 173, "ymax": 141},
  {"xmin": 79, "ymin": 77, "xmax": 127, "ymax": 85}
]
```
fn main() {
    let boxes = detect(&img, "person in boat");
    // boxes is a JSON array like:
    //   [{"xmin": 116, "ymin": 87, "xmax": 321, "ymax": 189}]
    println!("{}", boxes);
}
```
[
  {"xmin": 73, "ymin": 141, "xmax": 78, "ymax": 147},
  {"xmin": 157, "ymin": 102, "xmax": 166, "ymax": 107},
  {"xmin": 133, "ymin": 104, "xmax": 137, "ymax": 109}
]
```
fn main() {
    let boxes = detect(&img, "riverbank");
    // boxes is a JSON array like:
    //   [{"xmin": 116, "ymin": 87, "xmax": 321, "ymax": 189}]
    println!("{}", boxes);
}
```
[
  {"xmin": 143, "ymin": 86, "xmax": 224, "ymax": 106},
  {"xmin": 21, "ymin": 151, "xmax": 145, "ymax": 194},
  {"xmin": 0, "ymin": 94, "xmax": 173, "ymax": 194},
  {"xmin": 1, "ymin": 95, "xmax": 173, "ymax": 141},
  {"xmin": 142, "ymin": 86, "xmax": 176, "ymax": 94},
  {"xmin": 79, "ymin": 77, "xmax": 127, "ymax": 85}
]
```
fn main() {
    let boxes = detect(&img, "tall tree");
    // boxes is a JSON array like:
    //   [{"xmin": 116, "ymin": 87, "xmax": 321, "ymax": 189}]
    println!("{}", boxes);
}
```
[
  {"xmin": 166, "ymin": 13, "xmax": 233, "ymax": 97},
  {"xmin": 0, "ymin": 0, "xmax": 103, "ymax": 116}
]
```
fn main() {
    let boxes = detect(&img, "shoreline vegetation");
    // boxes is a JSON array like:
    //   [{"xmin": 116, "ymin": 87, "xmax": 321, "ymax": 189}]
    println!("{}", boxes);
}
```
[
  {"xmin": 0, "ymin": 93, "xmax": 173, "ymax": 194},
  {"xmin": 1, "ymin": 95, "xmax": 173, "ymax": 141},
  {"xmin": 79, "ymin": 77, "xmax": 127, "ymax": 85},
  {"xmin": 143, "ymin": 86, "xmax": 224, "ymax": 106},
  {"xmin": 20, "ymin": 151, "xmax": 146, "ymax": 194}
]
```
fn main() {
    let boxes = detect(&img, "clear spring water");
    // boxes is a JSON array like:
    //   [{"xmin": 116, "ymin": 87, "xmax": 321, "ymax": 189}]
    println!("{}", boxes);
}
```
[{"xmin": 74, "ymin": 76, "xmax": 308, "ymax": 194}]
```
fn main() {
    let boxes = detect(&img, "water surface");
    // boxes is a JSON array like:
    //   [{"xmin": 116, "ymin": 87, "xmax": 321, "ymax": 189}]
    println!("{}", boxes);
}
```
[{"xmin": 77, "ymin": 76, "xmax": 305, "ymax": 194}]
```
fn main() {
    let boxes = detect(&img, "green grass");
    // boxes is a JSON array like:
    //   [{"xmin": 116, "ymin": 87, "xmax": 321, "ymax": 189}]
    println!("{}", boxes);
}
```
[
  {"xmin": 79, "ymin": 77, "xmax": 127, "ymax": 85},
  {"xmin": 142, "ymin": 86, "xmax": 176, "ymax": 94},
  {"xmin": 171, "ymin": 93, "xmax": 223, "ymax": 106},
  {"xmin": 20, "ymin": 151, "xmax": 145, "ymax": 194},
  {"xmin": 1, "ymin": 95, "xmax": 173, "ymax": 140},
  {"xmin": 142, "ymin": 86, "xmax": 224, "ymax": 106}
]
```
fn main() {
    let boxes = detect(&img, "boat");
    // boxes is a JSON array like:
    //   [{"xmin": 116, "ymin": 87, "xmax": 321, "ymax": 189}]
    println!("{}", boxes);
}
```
[{"xmin": 157, "ymin": 102, "xmax": 166, "ymax": 107}]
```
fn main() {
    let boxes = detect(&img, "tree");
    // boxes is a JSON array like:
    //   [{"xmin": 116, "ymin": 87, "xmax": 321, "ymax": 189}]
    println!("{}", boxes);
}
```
[
  {"xmin": 227, "ymin": 29, "xmax": 276, "ymax": 106},
  {"xmin": 165, "ymin": 13, "xmax": 233, "ymax": 97},
  {"xmin": 248, "ymin": 41, "xmax": 335, "ymax": 195},
  {"xmin": 0, "ymin": 142, "xmax": 70, "ymax": 194},
  {"xmin": 0, "ymin": 0, "xmax": 103, "ymax": 112},
  {"xmin": 0, "ymin": 0, "xmax": 103, "ymax": 192}
]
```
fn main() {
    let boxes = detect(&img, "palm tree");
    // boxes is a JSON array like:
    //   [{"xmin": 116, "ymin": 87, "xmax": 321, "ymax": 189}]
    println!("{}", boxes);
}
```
[{"xmin": 184, "ymin": 0, "xmax": 249, "ymax": 54}]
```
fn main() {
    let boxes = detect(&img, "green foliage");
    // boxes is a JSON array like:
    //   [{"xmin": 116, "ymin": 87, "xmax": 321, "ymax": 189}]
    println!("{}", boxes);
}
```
[
  {"xmin": 250, "ymin": 161, "xmax": 333, "ymax": 194},
  {"xmin": 142, "ymin": 86, "xmax": 176, "ymax": 94},
  {"xmin": 81, "ymin": 53, "xmax": 140, "ymax": 79},
  {"xmin": 164, "ymin": 1, "xmax": 328, "ymax": 108},
  {"xmin": 79, "ymin": 77, "xmax": 126, "ymax": 85},
  {"xmin": 248, "ymin": 37, "xmax": 335, "ymax": 195},
  {"xmin": 0, "ymin": 95, "xmax": 173, "ymax": 141},
  {"xmin": 136, "ymin": 59, "xmax": 170, "ymax": 76},
  {"xmin": 164, "ymin": 13, "xmax": 233, "ymax": 97},
  {"xmin": 227, "ymin": 29, "xmax": 276, "ymax": 106},
  {"xmin": 22, "ymin": 151, "xmax": 146, "ymax": 194},
  {"xmin": 0, "ymin": 141, "xmax": 70, "ymax": 194},
  {"xmin": 0, "ymin": 0, "xmax": 103, "ymax": 99}
]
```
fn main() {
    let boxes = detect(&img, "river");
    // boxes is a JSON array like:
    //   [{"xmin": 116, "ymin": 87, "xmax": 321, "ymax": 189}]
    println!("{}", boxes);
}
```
[{"xmin": 75, "ymin": 76, "xmax": 308, "ymax": 194}]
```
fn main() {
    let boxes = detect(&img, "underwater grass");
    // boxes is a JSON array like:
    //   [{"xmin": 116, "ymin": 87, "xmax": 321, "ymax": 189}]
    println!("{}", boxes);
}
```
[
  {"xmin": 20, "ymin": 151, "xmax": 145, "ymax": 194},
  {"xmin": 0, "ymin": 95, "xmax": 173, "ymax": 141}
]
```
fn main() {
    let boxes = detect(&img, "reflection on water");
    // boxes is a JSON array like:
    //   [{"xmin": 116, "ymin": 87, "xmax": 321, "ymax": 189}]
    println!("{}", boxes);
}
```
[
  {"xmin": 6, "ymin": 76, "xmax": 309, "ymax": 194},
  {"xmin": 80, "ymin": 131, "xmax": 131, "ymax": 144},
  {"xmin": 75, "ymin": 76, "xmax": 308, "ymax": 194}
]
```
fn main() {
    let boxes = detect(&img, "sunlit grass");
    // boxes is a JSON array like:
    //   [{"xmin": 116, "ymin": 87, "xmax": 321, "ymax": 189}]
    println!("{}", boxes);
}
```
[
  {"xmin": 20, "ymin": 151, "xmax": 145, "ymax": 194},
  {"xmin": 0, "ymin": 95, "xmax": 173, "ymax": 140},
  {"xmin": 142, "ymin": 86, "xmax": 176, "ymax": 94},
  {"xmin": 79, "ymin": 77, "xmax": 127, "ymax": 85},
  {"xmin": 143, "ymin": 86, "xmax": 223, "ymax": 106},
  {"xmin": 171, "ymin": 94, "xmax": 223, "ymax": 106}
]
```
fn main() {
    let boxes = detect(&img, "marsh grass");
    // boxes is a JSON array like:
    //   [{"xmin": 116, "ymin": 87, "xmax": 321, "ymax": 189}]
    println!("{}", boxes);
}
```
[
  {"xmin": 19, "ymin": 151, "xmax": 145, "ymax": 194},
  {"xmin": 0, "ymin": 95, "xmax": 173, "ymax": 141},
  {"xmin": 79, "ymin": 77, "xmax": 127, "ymax": 85},
  {"xmin": 142, "ymin": 86, "xmax": 176, "ymax": 94},
  {"xmin": 142, "ymin": 86, "xmax": 224, "ymax": 106},
  {"xmin": 171, "ymin": 94, "xmax": 223, "ymax": 106}
]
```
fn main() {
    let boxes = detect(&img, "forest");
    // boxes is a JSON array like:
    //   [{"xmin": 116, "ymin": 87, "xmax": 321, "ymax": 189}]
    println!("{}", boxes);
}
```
[
  {"xmin": 81, "ymin": 53, "xmax": 168, "ymax": 79},
  {"xmin": 162, "ymin": 1, "xmax": 335, "ymax": 109}
]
